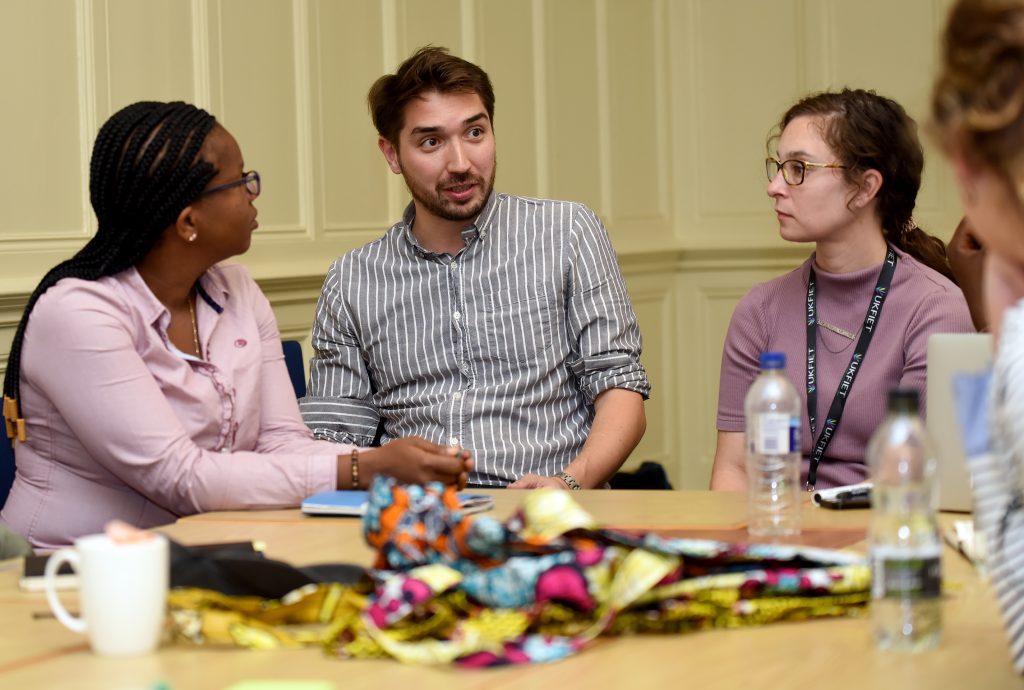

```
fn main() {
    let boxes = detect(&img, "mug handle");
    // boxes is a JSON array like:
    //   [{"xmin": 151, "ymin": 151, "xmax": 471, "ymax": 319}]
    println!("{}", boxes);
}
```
[{"xmin": 44, "ymin": 548, "xmax": 86, "ymax": 633}]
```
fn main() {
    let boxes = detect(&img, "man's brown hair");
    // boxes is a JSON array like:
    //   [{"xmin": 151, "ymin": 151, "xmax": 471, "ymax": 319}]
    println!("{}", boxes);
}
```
[{"xmin": 368, "ymin": 46, "xmax": 495, "ymax": 148}]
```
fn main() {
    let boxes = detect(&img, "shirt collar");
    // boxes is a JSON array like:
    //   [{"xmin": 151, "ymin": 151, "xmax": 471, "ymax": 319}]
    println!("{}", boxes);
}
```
[
  {"xmin": 399, "ymin": 191, "xmax": 501, "ymax": 257},
  {"xmin": 120, "ymin": 265, "xmax": 228, "ymax": 329},
  {"xmin": 196, "ymin": 266, "xmax": 228, "ymax": 314}
]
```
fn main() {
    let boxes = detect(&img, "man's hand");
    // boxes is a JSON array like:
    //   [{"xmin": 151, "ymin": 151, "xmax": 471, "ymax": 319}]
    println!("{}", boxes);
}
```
[{"xmin": 508, "ymin": 473, "xmax": 570, "ymax": 490}]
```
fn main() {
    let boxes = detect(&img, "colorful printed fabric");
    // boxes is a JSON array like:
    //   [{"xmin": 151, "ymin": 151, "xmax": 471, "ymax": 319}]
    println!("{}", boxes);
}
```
[{"xmin": 167, "ymin": 477, "xmax": 870, "ymax": 665}]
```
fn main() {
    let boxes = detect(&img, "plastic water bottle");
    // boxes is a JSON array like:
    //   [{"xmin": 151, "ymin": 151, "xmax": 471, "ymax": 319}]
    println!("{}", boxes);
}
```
[
  {"xmin": 744, "ymin": 351, "xmax": 801, "ymax": 537},
  {"xmin": 867, "ymin": 388, "xmax": 941, "ymax": 651}
]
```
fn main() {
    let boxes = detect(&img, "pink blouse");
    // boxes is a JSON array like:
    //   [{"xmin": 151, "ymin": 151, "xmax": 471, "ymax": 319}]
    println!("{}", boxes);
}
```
[{"xmin": 1, "ymin": 264, "xmax": 349, "ymax": 549}]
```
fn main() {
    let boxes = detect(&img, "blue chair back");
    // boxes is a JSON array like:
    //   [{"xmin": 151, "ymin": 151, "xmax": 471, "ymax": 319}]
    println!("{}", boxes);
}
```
[
  {"xmin": 0, "ymin": 425, "xmax": 14, "ymax": 510},
  {"xmin": 282, "ymin": 340, "xmax": 307, "ymax": 399}
]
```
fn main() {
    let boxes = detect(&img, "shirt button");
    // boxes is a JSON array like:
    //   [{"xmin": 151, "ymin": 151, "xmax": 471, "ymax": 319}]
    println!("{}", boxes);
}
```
[
  {"xmin": 220, "ymin": 448, "xmax": 230, "ymax": 453},
  {"xmin": 453, "ymin": 391, "xmax": 463, "ymax": 400},
  {"xmin": 449, "ymin": 437, "xmax": 459, "ymax": 446},
  {"xmin": 450, "ymin": 261, "xmax": 458, "ymax": 270},
  {"xmin": 453, "ymin": 311, "xmax": 461, "ymax": 320}
]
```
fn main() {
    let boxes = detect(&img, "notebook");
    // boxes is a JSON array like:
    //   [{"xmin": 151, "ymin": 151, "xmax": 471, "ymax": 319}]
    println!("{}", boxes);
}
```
[
  {"xmin": 301, "ymin": 490, "xmax": 494, "ymax": 516},
  {"xmin": 926, "ymin": 333, "xmax": 993, "ymax": 512}
]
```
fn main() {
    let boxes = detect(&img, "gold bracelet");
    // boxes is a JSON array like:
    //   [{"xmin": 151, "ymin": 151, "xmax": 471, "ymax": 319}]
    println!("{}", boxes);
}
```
[{"xmin": 350, "ymin": 449, "xmax": 360, "ymax": 489}]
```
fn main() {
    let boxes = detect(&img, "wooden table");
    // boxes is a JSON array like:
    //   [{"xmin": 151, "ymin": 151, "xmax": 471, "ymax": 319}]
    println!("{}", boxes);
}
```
[{"xmin": 0, "ymin": 491, "xmax": 1019, "ymax": 690}]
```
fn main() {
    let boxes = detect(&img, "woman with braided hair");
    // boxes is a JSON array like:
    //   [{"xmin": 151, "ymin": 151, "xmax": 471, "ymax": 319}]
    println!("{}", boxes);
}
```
[{"xmin": 0, "ymin": 102, "xmax": 471, "ymax": 549}]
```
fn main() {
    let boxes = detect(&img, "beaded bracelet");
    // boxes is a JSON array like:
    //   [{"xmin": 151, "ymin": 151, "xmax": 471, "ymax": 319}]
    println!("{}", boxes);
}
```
[{"xmin": 350, "ymin": 449, "xmax": 360, "ymax": 489}]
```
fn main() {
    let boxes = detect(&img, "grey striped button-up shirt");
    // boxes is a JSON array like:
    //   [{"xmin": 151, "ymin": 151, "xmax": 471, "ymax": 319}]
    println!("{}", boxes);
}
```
[{"xmin": 300, "ymin": 192, "xmax": 650, "ymax": 486}]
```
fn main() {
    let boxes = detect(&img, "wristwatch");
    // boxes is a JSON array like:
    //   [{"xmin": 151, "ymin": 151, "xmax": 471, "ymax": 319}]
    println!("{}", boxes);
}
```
[{"xmin": 558, "ymin": 471, "xmax": 582, "ymax": 490}]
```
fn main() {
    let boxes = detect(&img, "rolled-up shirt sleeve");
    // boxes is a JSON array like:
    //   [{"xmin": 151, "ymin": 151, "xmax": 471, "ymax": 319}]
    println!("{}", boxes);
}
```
[
  {"xmin": 566, "ymin": 205, "xmax": 651, "ymax": 404},
  {"xmin": 300, "ymin": 257, "xmax": 381, "ymax": 446}
]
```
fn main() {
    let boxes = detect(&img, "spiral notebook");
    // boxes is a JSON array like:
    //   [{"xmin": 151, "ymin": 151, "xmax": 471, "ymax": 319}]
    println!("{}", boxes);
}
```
[{"xmin": 301, "ymin": 490, "xmax": 494, "ymax": 516}]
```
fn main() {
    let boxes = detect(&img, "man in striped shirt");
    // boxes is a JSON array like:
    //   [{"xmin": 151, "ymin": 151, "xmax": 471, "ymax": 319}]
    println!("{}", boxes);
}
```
[{"xmin": 300, "ymin": 47, "xmax": 650, "ymax": 489}]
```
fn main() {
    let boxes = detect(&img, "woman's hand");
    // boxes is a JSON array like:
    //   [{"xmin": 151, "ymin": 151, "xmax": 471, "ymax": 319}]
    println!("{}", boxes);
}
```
[
  {"xmin": 360, "ymin": 438, "xmax": 473, "ymax": 488},
  {"xmin": 983, "ymin": 252, "xmax": 1024, "ymax": 344},
  {"xmin": 948, "ymin": 217, "xmax": 987, "ymax": 331}
]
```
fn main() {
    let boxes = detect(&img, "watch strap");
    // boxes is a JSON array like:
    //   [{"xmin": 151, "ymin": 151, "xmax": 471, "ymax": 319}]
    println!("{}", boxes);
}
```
[{"xmin": 558, "ymin": 471, "xmax": 582, "ymax": 490}]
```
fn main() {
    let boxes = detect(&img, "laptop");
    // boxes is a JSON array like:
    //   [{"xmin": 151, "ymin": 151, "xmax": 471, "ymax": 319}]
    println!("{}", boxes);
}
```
[{"xmin": 927, "ymin": 333, "xmax": 993, "ymax": 512}]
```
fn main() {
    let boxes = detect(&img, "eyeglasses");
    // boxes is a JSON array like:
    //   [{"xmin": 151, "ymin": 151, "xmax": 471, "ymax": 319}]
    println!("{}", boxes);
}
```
[
  {"xmin": 765, "ymin": 157, "xmax": 847, "ymax": 186},
  {"xmin": 200, "ymin": 170, "xmax": 261, "ymax": 198}
]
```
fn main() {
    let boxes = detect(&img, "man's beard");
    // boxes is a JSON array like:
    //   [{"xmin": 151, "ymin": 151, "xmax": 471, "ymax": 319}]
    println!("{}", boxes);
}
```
[{"xmin": 403, "ymin": 163, "xmax": 497, "ymax": 223}]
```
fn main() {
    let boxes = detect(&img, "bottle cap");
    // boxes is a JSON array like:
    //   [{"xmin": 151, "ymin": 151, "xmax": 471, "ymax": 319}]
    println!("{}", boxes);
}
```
[
  {"xmin": 887, "ymin": 388, "xmax": 919, "ymax": 414},
  {"xmin": 759, "ymin": 351, "xmax": 786, "ymax": 370}
]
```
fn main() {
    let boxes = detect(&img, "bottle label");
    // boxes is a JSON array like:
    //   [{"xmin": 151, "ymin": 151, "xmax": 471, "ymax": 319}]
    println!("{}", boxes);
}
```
[
  {"xmin": 871, "ymin": 548, "xmax": 941, "ymax": 600},
  {"xmin": 750, "ymin": 413, "xmax": 799, "ymax": 454}
]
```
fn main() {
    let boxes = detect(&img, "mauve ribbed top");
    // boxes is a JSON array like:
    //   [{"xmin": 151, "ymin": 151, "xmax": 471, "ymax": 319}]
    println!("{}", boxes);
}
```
[{"xmin": 717, "ymin": 246, "xmax": 974, "ymax": 488}]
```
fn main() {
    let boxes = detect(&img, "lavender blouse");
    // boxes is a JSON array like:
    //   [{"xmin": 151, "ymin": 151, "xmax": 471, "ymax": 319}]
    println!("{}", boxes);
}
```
[{"xmin": 717, "ymin": 247, "xmax": 973, "ymax": 488}]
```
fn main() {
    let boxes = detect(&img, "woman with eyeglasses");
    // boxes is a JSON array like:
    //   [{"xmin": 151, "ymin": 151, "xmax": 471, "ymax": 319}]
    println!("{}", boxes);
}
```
[
  {"xmin": 711, "ymin": 88, "xmax": 973, "ymax": 492},
  {"xmin": 0, "ymin": 101, "xmax": 472, "ymax": 549}
]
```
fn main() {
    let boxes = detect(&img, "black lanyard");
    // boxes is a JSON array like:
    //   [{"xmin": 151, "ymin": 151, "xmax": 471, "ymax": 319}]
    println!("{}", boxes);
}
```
[{"xmin": 805, "ymin": 246, "xmax": 897, "ymax": 489}]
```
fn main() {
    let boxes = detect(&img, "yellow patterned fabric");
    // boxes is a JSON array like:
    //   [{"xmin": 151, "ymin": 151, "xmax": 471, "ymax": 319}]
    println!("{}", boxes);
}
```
[{"xmin": 167, "ymin": 482, "xmax": 870, "ymax": 666}]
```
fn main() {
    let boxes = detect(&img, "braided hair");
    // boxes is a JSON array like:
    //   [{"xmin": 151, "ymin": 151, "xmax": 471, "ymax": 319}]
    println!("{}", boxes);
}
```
[{"xmin": 3, "ymin": 101, "xmax": 218, "ymax": 439}]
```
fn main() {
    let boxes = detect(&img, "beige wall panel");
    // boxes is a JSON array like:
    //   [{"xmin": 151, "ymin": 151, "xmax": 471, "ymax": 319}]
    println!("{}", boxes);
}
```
[
  {"xmin": 257, "ymin": 275, "xmax": 328, "ymax": 382},
  {"xmin": 675, "ymin": 259, "xmax": 803, "ymax": 488},
  {"xmin": 103, "ymin": 0, "xmax": 194, "ymax": 110},
  {"xmin": 621, "ymin": 267, "xmax": 678, "ymax": 484},
  {"xmin": 476, "ymin": 0, "xmax": 538, "ymax": 198},
  {"xmin": 311, "ymin": 0, "xmax": 391, "ymax": 234},
  {"xmin": 209, "ymin": 0, "xmax": 304, "ymax": 240},
  {"xmin": 801, "ymin": 0, "xmax": 960, "ymax": 241},
  {"xmin": 671, "ymin": 0, "xmax": 803, "ymax": 249},
  {"xmin": 260, "ymin": 275, "xmax": 324, "ymax": 342},
  {"xmin": 606, "ymin": 0, "xmax": 671, "ymax": 247},
  {"xmin": 0, "ymin": 0, "xmax": 85, "ymax": 245},
  {"xmin": 677, "ymin": 274, "xmax": 744, "ymax": 488},
  {"xmin": 0, "ymin": 296, "xmax": 24, "ymax": 373},
  {"xmin": 396, "ymin": 0, "xmax": 464, "ymax": 57},
  {"xmin": 544, "ymin": 0, "xmax": 602, "ymax": 214}
]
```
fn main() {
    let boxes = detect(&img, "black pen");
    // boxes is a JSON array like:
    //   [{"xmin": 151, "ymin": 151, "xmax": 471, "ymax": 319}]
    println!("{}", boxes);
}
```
[{"xmin": 835, "ymin": 488, "xmax": 871, "ymax": 500}]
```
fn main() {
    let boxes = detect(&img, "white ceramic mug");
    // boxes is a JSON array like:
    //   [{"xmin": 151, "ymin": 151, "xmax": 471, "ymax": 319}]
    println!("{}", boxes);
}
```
[{"xmin": 43, "ymin": 533, "xmax": 169, "ymax": 656}]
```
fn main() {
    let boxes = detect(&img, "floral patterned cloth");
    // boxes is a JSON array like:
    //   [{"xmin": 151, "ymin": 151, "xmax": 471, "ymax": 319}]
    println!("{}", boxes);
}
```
[{"xmin": 168, "ymin": 477, "xmax": 870, "ymax": 665}]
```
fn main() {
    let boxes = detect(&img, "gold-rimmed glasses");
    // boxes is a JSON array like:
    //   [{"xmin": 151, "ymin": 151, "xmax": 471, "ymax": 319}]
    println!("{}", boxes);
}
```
[{"xmin": 766, "ymin": 157, "xmax": 847, "ymax": 186}]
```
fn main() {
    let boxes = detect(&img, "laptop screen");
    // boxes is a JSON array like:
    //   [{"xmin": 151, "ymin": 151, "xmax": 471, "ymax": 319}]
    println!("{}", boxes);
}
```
[{"xmin": 926, "ymin": 333, "xmax": 993, "ymax": 512}]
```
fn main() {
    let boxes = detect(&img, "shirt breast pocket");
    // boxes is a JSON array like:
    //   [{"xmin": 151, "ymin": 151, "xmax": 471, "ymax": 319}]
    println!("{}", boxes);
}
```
[{"xmin": 484, "ymin": 286, "xmax": 553, "ymax": 364}]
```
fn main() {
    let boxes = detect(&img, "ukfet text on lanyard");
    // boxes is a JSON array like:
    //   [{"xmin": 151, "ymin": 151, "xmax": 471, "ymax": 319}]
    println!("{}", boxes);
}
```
[{"xmin": 804, "ymin": 245, "xmax": 897, "ymax": 490}]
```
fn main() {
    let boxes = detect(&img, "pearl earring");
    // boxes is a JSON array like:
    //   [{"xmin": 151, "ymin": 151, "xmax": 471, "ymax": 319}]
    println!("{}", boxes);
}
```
[{"xmin": 188, "ymin": 233, "xmax": 197, "ymax": 243}]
